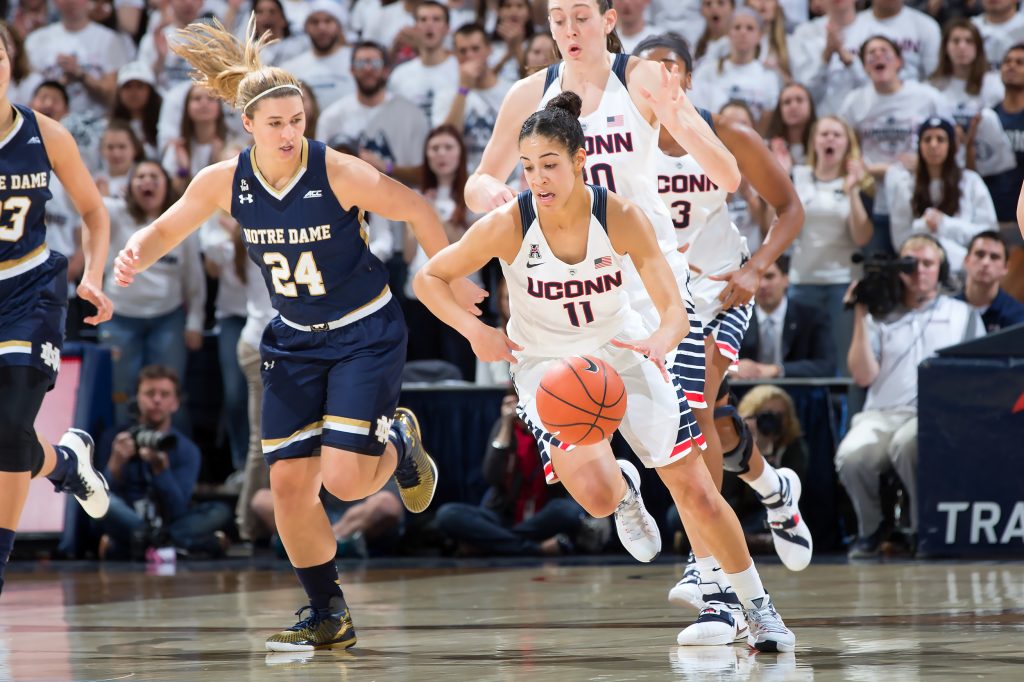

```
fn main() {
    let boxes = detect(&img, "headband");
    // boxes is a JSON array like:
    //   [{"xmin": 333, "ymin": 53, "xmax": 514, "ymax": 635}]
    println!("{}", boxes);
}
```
[{"xmin": 243, "ymin": 84, "xmax": 302, "ymax": 114}]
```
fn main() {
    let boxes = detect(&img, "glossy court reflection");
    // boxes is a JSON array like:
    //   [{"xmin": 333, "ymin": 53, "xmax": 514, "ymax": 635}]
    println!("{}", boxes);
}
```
[{"xmin": 1, "ymin": 561, "xmax": 1022, "ymax": 681}]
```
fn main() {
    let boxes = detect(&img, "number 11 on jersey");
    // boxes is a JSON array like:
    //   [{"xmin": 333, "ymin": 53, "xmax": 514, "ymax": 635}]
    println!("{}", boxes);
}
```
[{"xmin": 563, "ymin": 300, "xmax": 594, "ymax": 327}]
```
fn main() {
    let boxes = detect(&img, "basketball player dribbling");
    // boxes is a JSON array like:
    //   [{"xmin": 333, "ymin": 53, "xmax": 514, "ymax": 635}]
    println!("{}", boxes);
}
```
[
  {"xmin": 633, "ymin": 33, "xmax": 813, "ymax": 644},
  {"xmin": 112, "ymin": 16, "xmax": 486, "ymax": 651},
  {"xmin": 416, "ymin": 92, "xmax": 795, "ymax": 652},
  {"xmin": 0, "ymin": 23, "xmax": 115, "ymax": 599}
]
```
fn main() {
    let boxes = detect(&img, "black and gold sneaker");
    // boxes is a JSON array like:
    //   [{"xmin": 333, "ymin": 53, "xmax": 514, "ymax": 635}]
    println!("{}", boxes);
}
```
[
  {"xmin": 391, "ymin": 407, "xmax": 438, "ymax": 514},
  {"xmin": 265, "ymin": 596, "xmax": 357, "ymax": 651}
]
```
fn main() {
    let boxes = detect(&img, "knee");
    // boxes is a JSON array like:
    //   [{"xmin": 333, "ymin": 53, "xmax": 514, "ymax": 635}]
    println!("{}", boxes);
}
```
[
  {"xmin": 574, "ymin": 477, "xmax": 622, "ymax": 518},
  {"xmin": 678, "ymin": 477, "xmax": 724, "ymax": 523},
  {"xmin": 321, "ymin": 468, "xmax": 369, "ymax": 502}
]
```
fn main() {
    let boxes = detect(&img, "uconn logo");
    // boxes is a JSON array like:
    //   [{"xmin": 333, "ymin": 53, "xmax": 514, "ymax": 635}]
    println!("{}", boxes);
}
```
[{"xmin": 526, "ymin": 271, "xmax": 622, "ymax": 300}]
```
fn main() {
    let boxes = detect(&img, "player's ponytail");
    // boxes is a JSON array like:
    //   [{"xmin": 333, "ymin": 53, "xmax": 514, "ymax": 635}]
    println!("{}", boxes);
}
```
[
  {"xmin": 171, "ymin": 13, "xmax": 301, "ymax": 116},
  {"xmin": 519, "ymin": 91, "xmax": 585, "ymax": 154}
]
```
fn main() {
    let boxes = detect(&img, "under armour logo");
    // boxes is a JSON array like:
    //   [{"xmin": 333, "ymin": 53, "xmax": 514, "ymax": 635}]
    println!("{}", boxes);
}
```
[
  {"xmin": 375, "ymin": 415, "xmax": 393, "ymax": 444},
  {"xmin": 239, "ymin": 194, "xmax": 253, "ymax": 204},
  {"xmin": 40, "ymin": 342, "xmax": 60, "ymax": 370},
  {"xmin": 263, "ymin": 360, "xmax": 274, "ymax": 370}
]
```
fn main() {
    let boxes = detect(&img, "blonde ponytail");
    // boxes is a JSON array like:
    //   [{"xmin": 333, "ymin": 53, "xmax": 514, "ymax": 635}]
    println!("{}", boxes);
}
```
[{"xmin": 171, "ymin": 13, "xmax": 300, "ymax": 114}]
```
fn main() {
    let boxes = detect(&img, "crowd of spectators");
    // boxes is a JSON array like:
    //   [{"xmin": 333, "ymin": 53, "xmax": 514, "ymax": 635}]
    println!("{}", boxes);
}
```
[{"xmin": 15, "ymin": 0, "xmax": 1024, "ymax": 560}]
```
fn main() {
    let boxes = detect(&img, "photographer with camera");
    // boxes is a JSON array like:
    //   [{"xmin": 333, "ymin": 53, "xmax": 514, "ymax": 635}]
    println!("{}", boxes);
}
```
[
  {"xmin": 837, "ymin": 235, "xmax": 983, "ymax": 558},
  {"xmin": 95, "ymin": 365, "xmax": 230, "ymax": 559}
]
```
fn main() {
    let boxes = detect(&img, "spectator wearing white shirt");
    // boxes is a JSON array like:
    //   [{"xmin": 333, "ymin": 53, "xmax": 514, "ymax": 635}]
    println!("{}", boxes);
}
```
[
  {"xmin": 614, "ymin": 0, "xmax": 659, "ymax": 56},
  {"xmin": 766, "ymin": 82, "xmax": 817, "ymax": 175},
  {"xmin": 971, "ymin": 0, "xmax": 1024, "ymax": 67},
  {"xmin": 650, "ymin": 0, "xmax": 704, "ymax": 48},
  {"xmin": 111, "ymin": 62, "xmax": 162, "ymax": 160},
  {"xmin": 436, "ymin": 23, "xmax": 512, "ymax": 172},
  {"xmin": 843, "ymin": 0, "xmax": 941, "ymax": 83},
  {"xmin": 791, "ymin": 0, "xmax": 867, "ymax": 116},
  {"xmin": 161, "ymin": 85, "xmax": 228, "ymax": 196},
  {"xmin": 96, "ymin": 120, "xmax": 144, "ymax": 199},
  {"xmin": 250, "ymin": 0, "xmax": 309, "ymax": 66},
  {"xmin": 488, "ymin": 0, "xmax": 534, "ymax": 83},
  {"xmin": 838, "ymin": 35, "xmax": 951, "ymax": 255},
  {"xmin": 4, "ymin": 20, "xmax": 42, "ymax": 105},
  {"xmin": 522, "ymin": 32, "xmax": 557, "ymax": 78},
  {"xmin": 281, "ymin": 0, "xmax": 355, "ymax": 109},
  {"xmin": 137, "ymin": 0, "xmax": 203, "ymax": 95},
  {"xmin": 24, "ymin": 0, "xmax": 133, "ymax": 122},
  {"xmin": 692, "ymin": 7, "xmax": 783, "ymax": 131},
  {"xmin": 693, "ymin": 0, "xmax": 733, "ymax": 66},
  {"xmin": 388, "ymin": 1, "xmax": 459, "ymax": 123},
  {"xmin": 356, "ymin": 0, "xmax": 417, "ymax": 62},
  {"xmin": 747, "ymin": 0, "xmax": 793, "ymax": 82},
  {"xmin": 887, "ymin": 117, "xmax": 998, "ymax": 274},
  {"xmin": 100, "ymin": 161, "xmax": 206, "ymax": 423}
]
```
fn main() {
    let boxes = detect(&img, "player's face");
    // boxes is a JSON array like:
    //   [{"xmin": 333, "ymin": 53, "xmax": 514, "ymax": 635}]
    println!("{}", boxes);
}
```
[
  {"xmin": 965, "ymin": 238, "xmax": 1009, "ymax": 286},
  {"xmin": 416, "ymin": 6, "xmax": 449, "ymax": 51},
  {"xmin": 548, "ymin": 0, "xmax": 615, "ymax": 61},
  {"xmin": 102, "ymin": 130, "xmax": 136, "ymax": 175},
  {"xmin": 426, "ymin": 132, "xmax": 462, "ymax": 178},
  {"xmin": 946, "ymin": 28, "xmax": 978, "ymax": 68},
  {"xmin": 306, "ymin": 12, "xmax": 342, "ymax": 53},
  {"xmin": 519, "ymin": 134, "xmax": 585, "ymax": 208},
  {"xmin": 778, "ymin": 85, "xmax": 810, "ymax": 127},
  {"xmin": 525, "ymin": 34, "xmax": 556, "ymax": 70},
  {"xmin": 0, "ymin": 43, "xmax": 10, "ymax": 100},
  {"xmin": 863, "ymin": 39, "xmax": 901, "ymax": 86},
  {"xmin": 137, "ymin": 378, "xmax": 180, "ymax": 428},
  {"xmin": 130, "ymin": 162, "xmax": 168, "ymax": 215},
  {"xmin": 919, "ymin": 129, "xmax": 950, "ymax": 168},
  {"xmin": 246, "ymin": 95, "xmax": 306, "ymax": 162},
  {"xmin": 729, "ymin": 14, "xmax": 761, "ymax": 55},
  {"xmin": 899, "ymin": 244, "xmax": 942, "ymax": 298},
  {"xmin": 812, "ymin": 118, "xmax": 849, "ymax": 167},
  {"xmin": 755, "ymin": 263, "xmax": 788, "ymax": 310},
  {"xmin": 637, "ymin": 46, "xmax": 694, "ymax": 89},
  {"xmin": 186, "ymin": 87, "xmax": 221, "ymax": 124}
]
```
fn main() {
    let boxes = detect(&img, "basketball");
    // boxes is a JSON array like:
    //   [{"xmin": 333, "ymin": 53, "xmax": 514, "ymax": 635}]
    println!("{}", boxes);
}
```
[{"xmin": 535, "ymin": 355, "xmax": 627, "ymax": 446}]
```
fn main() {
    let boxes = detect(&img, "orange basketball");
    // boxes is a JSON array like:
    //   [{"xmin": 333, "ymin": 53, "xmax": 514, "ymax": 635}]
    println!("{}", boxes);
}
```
[{"xmin": 535, "ymin": 355, "xmax": 627, "ymax": 446}]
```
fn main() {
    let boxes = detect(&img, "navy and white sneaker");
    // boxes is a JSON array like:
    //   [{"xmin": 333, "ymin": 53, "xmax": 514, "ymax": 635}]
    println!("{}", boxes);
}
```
[
  {"xmin": 745, "ymin": 594, "xmax": 796, "ymax": 653},
  {"xmin": 677, "ymin": 599, "xmax": 749, "ymax": 646},
  {"xmin": 759, "ymin": 467, "xmax": 812, "ymax": 571},
  {"xmin": 668, "ymin": 554, "xmax": 736, "ymax": 611},
  {"xmin": 54, "ymin": 429, "xmax": 110, "ymax": 519}
]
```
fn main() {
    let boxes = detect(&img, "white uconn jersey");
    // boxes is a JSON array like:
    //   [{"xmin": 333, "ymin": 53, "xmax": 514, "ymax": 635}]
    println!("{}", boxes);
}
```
[{"xmin": 502, "ymin": 186, "xmax": 643, "ymax": 359}]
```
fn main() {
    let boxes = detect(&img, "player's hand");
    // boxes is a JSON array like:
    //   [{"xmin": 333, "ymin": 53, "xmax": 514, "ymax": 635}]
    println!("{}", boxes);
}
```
[
  {"xmin": 470, "ymin": 324, "xmax": 523, "ymax": 363},
  {"xmin": 709, "ymin": 261, "xmax": 760, "ymax": 309},
  {"xmin": 452, "ymin": 277, "xmax": 489, "ymax": 316},
  {"xmin": 611, "ymin": 337, "xmax": 671, "ymax": 382},
  {"xmin": 475, "ymin": 175, "xmax": 517, "ymax": 211},
  {"xmin": 113, "ymin": 244, "xmax": 140, "ymax": 287},
  {"xmin": 77, "ymin": 275, "xmax": 113, "ymax": 325},
  {"xmin": 637, "ymin": 62, "xmax": 685, "ymax": 124}
]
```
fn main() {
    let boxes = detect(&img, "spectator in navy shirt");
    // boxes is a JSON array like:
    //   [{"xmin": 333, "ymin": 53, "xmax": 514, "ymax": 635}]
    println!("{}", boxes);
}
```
[
  {"xmin": 94, "ymin": 365, "xmax": 230, "ymax": 559},
  {"xmin": 984, "ymin": 44, "xmax": 1024, "ymax": 229},
  {"xmin": 957, "ymin": 231, "xmax": 1024, "ymax": 332}
]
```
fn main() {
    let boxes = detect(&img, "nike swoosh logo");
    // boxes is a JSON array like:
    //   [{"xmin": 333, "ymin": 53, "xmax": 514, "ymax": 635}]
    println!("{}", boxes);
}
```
[
  {"xmin": 526, "ymin": 262, "xmax": 545, "ymax": 268},
  {"xmin": 580, "ymin": 356, "xmax": 599, "ymax": 373}
]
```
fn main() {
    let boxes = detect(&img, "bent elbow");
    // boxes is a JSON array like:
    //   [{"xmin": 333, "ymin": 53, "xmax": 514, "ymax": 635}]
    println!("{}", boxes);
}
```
[{"xmin": 719, "ymin": 164, "xmax": 741, "ymax": 194}]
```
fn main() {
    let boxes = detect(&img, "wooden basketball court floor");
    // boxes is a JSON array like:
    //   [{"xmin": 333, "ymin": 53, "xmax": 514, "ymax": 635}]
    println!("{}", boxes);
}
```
[{"xmin": 1, "ymin": 558, "xmax": 1022, "ymax": 681}]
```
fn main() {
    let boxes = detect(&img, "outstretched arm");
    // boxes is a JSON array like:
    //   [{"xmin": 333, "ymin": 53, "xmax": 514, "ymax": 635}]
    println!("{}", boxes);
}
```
[{"xmin": 1017, "ymin": 179, "xmax": 1024, "ymax": 241}]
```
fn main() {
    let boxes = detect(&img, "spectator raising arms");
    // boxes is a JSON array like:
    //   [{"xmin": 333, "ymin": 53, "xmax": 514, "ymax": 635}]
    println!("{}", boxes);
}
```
[
  {"xmin": 746, "ymin": 0, "xmax": 793, "ymax": 81},
  {"xmin": 887, "ymin": 117, "xmax": 998, "ymax": 274},
  {"xmin": 489, "ymin": 0, "xmax": 535, "ymax": 83},
  {"xmin": 162, "ymin": 85, "xmax": 229, "ymax": 195}
]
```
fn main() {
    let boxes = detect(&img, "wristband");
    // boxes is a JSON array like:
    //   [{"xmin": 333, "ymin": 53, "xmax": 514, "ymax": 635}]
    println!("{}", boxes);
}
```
[
  {"xmin": 385, "ymin": 161, "xmax": 394, "ymax": 176},
  {"xmin": 491, "ymin": 439, "xmax": 510, "ymax": 450},
  {"xmin": 457, "ymin": 86, "xmax": 470, "ymax": 96},
  {"xmin": 176, "ymin": 167, "xmax": 189, "ymax": 179}
]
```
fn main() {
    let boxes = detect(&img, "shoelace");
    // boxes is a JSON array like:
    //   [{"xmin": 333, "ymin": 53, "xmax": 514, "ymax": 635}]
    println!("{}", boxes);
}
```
[
  {"xmin": 392, "ymin": 420, "xmax": 422, "ymax": 489},
  {"xmin": 747, "ymin": 603, "xmax": 788, "ymax": 635},
  {"xmin": 617, "ymin": 492, "xmax": 652, "ymax": 541},
  {"xmin": 288, "ymin": 605, "xmax": 327, "ymax": 632}
]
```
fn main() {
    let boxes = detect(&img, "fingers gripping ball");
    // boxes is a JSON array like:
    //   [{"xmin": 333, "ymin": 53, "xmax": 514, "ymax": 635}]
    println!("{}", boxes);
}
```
[{"xmin": 536, "ymin": 356, "xmax": 627, "ymax": 446}]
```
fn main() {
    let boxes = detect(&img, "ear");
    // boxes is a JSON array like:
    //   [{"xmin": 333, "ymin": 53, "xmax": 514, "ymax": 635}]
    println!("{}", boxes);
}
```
[
  {"xmin": 574, "ymin": 147, "xmax": 587, "ymax": 172},
  {"xmin": 242, "ymin": 113, "xmax": 254, "ymax": 135},
  {"xmin": 684, "ymin": 72, "xmax": 693, "ymax": 91},
  {"xmin": 604, "ymin": 9, "xmax": 617, "ymax": 35}
]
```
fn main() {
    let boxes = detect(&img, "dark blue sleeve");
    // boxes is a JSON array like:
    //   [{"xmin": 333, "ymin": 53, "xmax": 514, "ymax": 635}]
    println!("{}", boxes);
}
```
[{"xmin": 150, "ymin": 434, "xmax": 201, "ymax": 521}]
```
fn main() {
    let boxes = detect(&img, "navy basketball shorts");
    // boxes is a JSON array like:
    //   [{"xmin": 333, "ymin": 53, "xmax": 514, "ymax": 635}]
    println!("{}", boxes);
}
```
[
  {"xmin": 259, "ymin": 298, "xmax": 407, "ymax": 464},
  {"xmin": 0, "ymin": 252, "xmax": 68, "ymax": 389}
]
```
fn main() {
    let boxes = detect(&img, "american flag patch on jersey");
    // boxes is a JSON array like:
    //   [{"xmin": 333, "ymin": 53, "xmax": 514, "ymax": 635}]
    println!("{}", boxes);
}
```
[
  {"xmin": 594, "ymin": 256, "xmax": 612, "ymax": 268},
  {"xmin": 606, "ymin": 114, "xmax": 624, "ymax": 127}
]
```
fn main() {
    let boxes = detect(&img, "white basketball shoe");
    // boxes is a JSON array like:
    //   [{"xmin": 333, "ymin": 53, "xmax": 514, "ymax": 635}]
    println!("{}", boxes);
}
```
[
  {"xmin": 613, "ymin": 460, "xmax": 661, "ymax": 562},
  {"xmin": 759, "ymin": 467, "xmax": 813, "ymax": 571}
]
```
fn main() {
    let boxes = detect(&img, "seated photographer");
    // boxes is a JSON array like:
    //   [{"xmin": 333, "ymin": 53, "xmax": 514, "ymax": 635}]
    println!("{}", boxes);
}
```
[
  {"xmin": 94, "ymin": 365, "xmax": 231, "ymax": 559},
  {"xmin": 434, "ymin": 393, "xmax": 610, "ymax": 557},
  {"xmin": 956, "ymin": 231, "xmax": 1024, "ymax": 333},
  {"xmin": 737, "ymin": 256, "xmax": 837, "ymax": 379},
  {"xmin": 837, "ymin": 235, "xmax": 983, "ymax": 558}
]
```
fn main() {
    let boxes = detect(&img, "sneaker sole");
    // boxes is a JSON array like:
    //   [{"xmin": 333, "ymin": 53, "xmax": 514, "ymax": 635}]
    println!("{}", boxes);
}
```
[
  {"xmin": 265, "ymin": 636, "xmax": 357, "ymax": 652},
  {"xmin": 62, "ymin": 428, "xmax": 110, "ymax": 519},
  {"xmin": 677, "ymin": 623, "xmax": 749, "ymax": 646},
  {"xmin": 394, "ymin": 408, "xmax": 438, "ymax": 514},
  {"xmin": 749, "ymin": 636, "xmax": 795, "ymax": 653}
]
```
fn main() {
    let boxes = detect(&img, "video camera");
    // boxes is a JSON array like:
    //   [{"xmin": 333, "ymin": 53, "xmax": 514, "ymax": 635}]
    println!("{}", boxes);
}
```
[
  {"xmin": 845, "ymin": 253, "xmax": 917, "ymax": 318},
  {"xmin": 128, "ymin": 425, "xmax": 177, "ymax": 452}
]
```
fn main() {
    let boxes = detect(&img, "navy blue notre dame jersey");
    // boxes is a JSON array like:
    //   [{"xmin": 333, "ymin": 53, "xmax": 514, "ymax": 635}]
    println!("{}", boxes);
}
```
[
  {"xmin": 231, "ymin": 138, "xmax": 390, "ymax": 327},
  {"xmin": 0, "ymin": 104, "xmax": 68, "ymax": 386}
]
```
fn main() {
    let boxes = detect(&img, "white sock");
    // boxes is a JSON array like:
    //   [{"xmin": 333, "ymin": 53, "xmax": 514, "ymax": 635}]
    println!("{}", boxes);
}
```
[
  {"xmin": 694, "ymin": 555, "xmax": 719, "ymax": 577},
  {"xmin": 724, "ymin": 563, "xmax": 768, "ymax": 610},
  {"xmin": 747, "ymin": 466, "xmax": 782, "ymax": 499}
]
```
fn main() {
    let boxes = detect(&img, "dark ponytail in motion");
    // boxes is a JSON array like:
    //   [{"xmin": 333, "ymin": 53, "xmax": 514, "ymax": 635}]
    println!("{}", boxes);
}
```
[{"xmin": 519, "ymin": 91, "xmax": 585, "ymax": 154}]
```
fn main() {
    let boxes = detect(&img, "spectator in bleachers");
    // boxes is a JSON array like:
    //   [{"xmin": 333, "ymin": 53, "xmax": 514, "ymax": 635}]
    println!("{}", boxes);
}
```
[
  {"xmin": 280, "ymin": 0, "xmax": 355, "ymax": 109},
  {"xmin": 8, "ymin": 0, "xmax": 51, "ymax": 41},
  {"xmin": 24, "ymin": 0, "xmax": 134, "ymax": 122},
  {"xmin": 523, "ymin": 31, "xmax": 556, "ymax": 77},
  {"xmin": 692, "ymin": 7, "xmax": 783, "ymax": 130},
  {"xmin": 387, "ymin": 1, "xmax": 459, "ymax": 124},
  {"xmin": 837, "ymin": 235, "xmax": 983, "ymax": 558},
  {"xmin": 693, "ymin": 0, "xmax": 733, "ymax": 65},
  {"xmin": 137, "ymin": 0, "xmax": 204, "ymax": 95},
  {"xmin": 957, "ymin": 231, "xmax": 1024, "ymax": 332},
  {"xmin": 737, "ymin": 256, "xmax": 837, "ymax": 379},
  {"xmin": 437, "ymin": 23, "xmax": 513, "ymax": 171},
  {"xmin": 929, "ymin": 19, "xmax": 1016, "ymax": 180},
  {"xmin": 434, "ymin": 393, "xmax": 610, "ymax": 557},
  {"xmin": 2, "ymin": 20, "xmax": 41, "ymax": 105},
  {"xmin": 94, "ymin": 365, "xmax": 231, "ymax": 560},
  {"xmin": 298, "ymin": 80, "xmax": 321, "ymax": 140},
  {"xmin": 791, "ymin": 0, "xmax": 867, "ymax": 116},
  {"xmin": 251, "ymin": 0, "xmax": 309, "ymax": 66},
  {"xmin": 718, "ymin": 101, "xmax": 770, "ymax": 250},
  {"xmin": 747, "ymin": 0, "xmax": 793, "ymax": 82},
  {"xmin": 488, "ymin": 0, "xmax": 534, "ymax": 82},
  {"xmin": 360, "ymin": 0, "xmax": 417, "ymax": 62},
  {"xmin": 650, "ymin": 0, "xmax": 704, "ymax": 48},
  {"xmin": 162, "ymin": 85, "xmax": 228, "ymax": 195},
  {"xmin": 766, "ymin": 82, "xmax": 817, "ymax": 173},
  {"xmin": 887, "ymin": 117, "xmax": 998, "ymax": 274},
  {"xmin": 789, "ymin": 115, "xmax": 873, "ymax": 373},
  {"xmin": 402, "ymin": 125, "xmax": 479, "ymax": 380},
  {"xmin": 95, "ymin": 120, "xmax": 144, "ymax": 199},
  {"xmin": 844, "ymin": 0, "xmax": 941, "ymax": 84},
  {"xmin": 100, "ymin": 161, "xmax": 205, "ymax": 422},
  {"xmin": 112, "ymin": 62, "xmax": 162, "ymax": 161},
  {"xmin": 984, "ymin": 43, "xmax": 1024, "ymax": 232},
  {"xmin": 615, "ymin": 0, "xmax": 659, "ymax": 55},
  {"xmin": 972, "ymin": 0, "xmax": 1024, "ymax": 68},
  {"xmin": 838, "ymin": 35, "xmax": 951, "ymax": 256}
]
